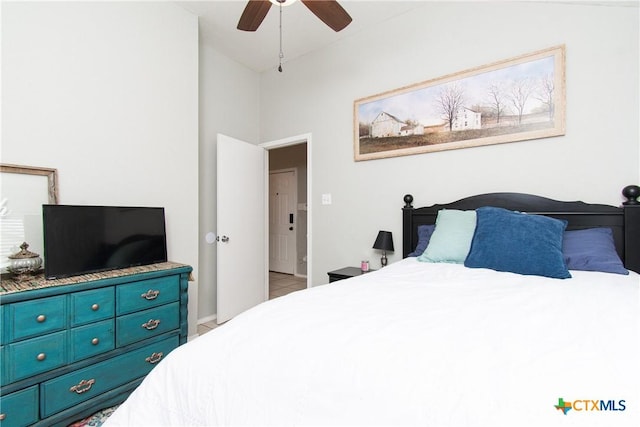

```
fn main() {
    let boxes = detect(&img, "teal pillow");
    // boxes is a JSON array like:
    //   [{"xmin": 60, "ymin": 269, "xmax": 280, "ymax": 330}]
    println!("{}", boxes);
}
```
[
  {"xmin": 418, "ymin": 209, "xmax": 477, "ymax": 264},
  {"xmin": 465, "ymin": 207, "xmax": 571, "ymax": 279}
]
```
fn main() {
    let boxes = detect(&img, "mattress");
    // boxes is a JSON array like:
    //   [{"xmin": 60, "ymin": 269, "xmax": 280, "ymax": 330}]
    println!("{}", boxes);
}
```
[{"xmin": 104, "ymin": 258, "xmax": 640, "ymax": 426}]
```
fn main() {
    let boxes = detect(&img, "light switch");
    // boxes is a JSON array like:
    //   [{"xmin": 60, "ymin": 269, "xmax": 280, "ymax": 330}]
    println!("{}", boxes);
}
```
[{"xmin": 322, "ymin": 194, "xmax": 332, "ymax": 205}]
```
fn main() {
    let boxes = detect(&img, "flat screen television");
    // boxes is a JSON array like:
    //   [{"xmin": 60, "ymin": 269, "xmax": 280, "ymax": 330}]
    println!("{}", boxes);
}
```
[{"xmin": 43, "ymin": 205, "xmax": 168, "ymax": 279}]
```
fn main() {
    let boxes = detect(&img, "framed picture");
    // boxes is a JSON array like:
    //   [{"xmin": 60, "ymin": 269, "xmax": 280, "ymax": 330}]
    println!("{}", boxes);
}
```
[
  {"xmin": 354, "ymin": 45, "xmax": 566, "ymax": 161},
  {"xmin": 0, "ymin": 164, "xmax": 58, "ymax": 272}
]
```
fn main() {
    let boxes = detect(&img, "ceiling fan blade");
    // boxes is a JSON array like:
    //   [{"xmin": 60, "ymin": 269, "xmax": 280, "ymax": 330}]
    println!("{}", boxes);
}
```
[
  {"xmin": 301, "ymin": 0, "xmax": 352, "ymax": 32},
  {"xmin": 237, "ymin": 0, "xmax": 272, "ymax": 31}
]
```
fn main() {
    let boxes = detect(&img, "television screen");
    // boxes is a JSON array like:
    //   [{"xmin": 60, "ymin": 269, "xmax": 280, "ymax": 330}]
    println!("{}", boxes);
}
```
[{"xmin": 43, "ymin": 205, "xmax": 168, "ymax": 279}]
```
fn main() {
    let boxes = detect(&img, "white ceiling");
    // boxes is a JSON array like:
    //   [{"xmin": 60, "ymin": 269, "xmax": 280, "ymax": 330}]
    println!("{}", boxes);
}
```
[
  {"xmin": 177, "ymin": 1, "xmax": 637, "ymax": 73},
  {"xmin": 177, "ymin": 0, "xmax": 429, "ymax": 72}
]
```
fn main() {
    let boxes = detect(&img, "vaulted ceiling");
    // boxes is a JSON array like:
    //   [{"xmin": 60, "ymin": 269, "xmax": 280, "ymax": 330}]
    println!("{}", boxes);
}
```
[{"xmin": 178, "ymin": 1, "xmax": 428, "ymax": 72}]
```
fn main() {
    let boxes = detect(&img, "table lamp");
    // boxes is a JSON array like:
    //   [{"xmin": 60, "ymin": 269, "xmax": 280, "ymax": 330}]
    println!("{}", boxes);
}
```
[{"xmin": 373, "ymin": 230, "xmax": 394, "ymax": 267}]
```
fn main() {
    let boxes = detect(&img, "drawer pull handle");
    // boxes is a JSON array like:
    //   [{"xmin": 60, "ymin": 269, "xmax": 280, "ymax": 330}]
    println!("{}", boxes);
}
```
[
  {"xmin": 70, "ymin": 378, "xmax": 95, "ymax": 394},
  {"xmin": 37, "ymin": 353, "xmax": 46, "ymax": 361},
  {"xmin": 142, "ymin": 319, "xmax": 161, "ymax": 330},
  {"xmin": 91, "ymin": 337, "xmax": 100, "ymax": 345},
  {"xmin": 0, "ymin": 413, "xmax": 5, "ymax": 421},
  {"xmin": 36, "ymin": 314, "xmax": 46, "ymax": 322},
  {"xmin": 145, "ymin": 352, "xmax": 164, "ymax": 364},
  {"xmin": 141, "ymin": 289, "xmax": 160, "ymax": 300},
  {"xmin": 91, "ymin": 303, "xmax": 100, "ymax": 311}
]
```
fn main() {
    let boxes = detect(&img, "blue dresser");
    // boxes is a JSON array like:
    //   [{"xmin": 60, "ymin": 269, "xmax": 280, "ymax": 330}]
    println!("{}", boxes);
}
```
[{"xmin": 0, "ymin": 262, "xmax": 191, "ymax": 427}]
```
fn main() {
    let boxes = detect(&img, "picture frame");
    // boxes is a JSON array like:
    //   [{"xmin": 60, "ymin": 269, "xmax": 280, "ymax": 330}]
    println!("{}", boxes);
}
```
[
  {"xmin": 354, "ymin": 45, "xmax": 566, "ymax": 161},
  {"xmin": 0, "ymin": 164, "xmax": 58, "ymax": 272}
]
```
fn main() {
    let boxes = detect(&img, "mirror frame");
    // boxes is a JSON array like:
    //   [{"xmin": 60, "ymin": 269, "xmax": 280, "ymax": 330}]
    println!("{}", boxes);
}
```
[{"xmin": 0, "ymin": 163, "xmax": 59, "ymax": 204}]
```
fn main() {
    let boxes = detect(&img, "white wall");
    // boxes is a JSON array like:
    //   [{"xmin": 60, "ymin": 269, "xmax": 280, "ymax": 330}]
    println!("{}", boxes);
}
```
[
  {"xmin": 198, "ymin": 43, "xmax": 260, "ymax": 322},
  {"xmin": 2, "ymin": 2, "xmax": 200, "ymax": 334},
  {"xmin": 258, "ymin": 1, "xmax": 639, "ymax": 285}
]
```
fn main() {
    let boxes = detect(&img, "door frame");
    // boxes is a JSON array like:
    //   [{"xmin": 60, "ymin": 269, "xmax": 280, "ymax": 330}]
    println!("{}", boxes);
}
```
[
  {"xmin": 269, "ymin": 167, "xmax": 298, "ymax": 275},
  {"xmin": 260, "ymin": 133, "xmax": 311, "ymax": 291}
]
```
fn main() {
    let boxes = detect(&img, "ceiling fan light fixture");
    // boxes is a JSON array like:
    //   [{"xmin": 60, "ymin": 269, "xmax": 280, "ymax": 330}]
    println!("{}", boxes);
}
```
[
  {"xmin": 269, "ymin": 0, "xmax": 298, "ymax": 6},
  {"xmin": 238, "ymin": 0, "xmax": 351, "ymax": 33}
]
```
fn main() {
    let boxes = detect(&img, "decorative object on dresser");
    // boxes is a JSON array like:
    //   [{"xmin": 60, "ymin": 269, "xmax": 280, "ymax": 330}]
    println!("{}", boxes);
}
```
[
  {"xmin": 0, "ymin": 262, "xmax": 192, "ymax": 426},
  {"xmin": 7, "ymin": 242, "xmax": 43, "ymax": 280},
  {"xmin": 372, "ymin": 230, "xmax": 394, "ymax": 267}
]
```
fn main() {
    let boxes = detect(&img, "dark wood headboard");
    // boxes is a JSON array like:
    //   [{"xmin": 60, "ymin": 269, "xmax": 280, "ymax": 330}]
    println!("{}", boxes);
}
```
[{"xmin": 402, "ymin": 188, "xmax": 640, "ymax": 273}]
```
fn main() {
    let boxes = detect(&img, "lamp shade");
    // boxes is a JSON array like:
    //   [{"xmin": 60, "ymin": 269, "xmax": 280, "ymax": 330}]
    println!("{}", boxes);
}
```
[{"xmin": 373, "ymin": 231, "xmax": 394, "ymax": 252}]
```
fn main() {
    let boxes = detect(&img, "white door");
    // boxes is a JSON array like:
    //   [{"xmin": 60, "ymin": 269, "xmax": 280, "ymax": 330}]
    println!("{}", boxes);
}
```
[
  {"xmin": 269, "ymin": 170, "xmax": 296, "ymax": 274},
  {"xmin": 216, "ymin": 134, "xmax": 267, "ymax": 324}
]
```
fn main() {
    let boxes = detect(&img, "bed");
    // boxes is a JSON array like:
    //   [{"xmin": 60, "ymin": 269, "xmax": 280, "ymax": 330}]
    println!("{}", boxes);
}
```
[{"xmin": 105, "ymin": 189, "xmax": 640, "ymax": 427}]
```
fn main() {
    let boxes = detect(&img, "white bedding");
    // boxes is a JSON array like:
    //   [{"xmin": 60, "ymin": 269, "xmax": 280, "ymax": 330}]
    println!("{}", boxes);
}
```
[{"xmin": 105, "ymin": 258, "xmax": 640, "ymax": 426}]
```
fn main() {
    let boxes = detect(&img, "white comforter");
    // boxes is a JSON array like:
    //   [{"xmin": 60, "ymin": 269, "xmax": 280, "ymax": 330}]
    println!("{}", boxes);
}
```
[{"xmin": 105, "ymin": 259, "xmax": 640, "ymax": 426}]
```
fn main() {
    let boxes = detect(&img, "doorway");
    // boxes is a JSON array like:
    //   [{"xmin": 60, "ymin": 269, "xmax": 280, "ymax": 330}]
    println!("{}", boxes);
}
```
[
  {"xmin": 268, "ymin": 144, "xmax": 307, "ymax": 279},
  {"xmin": 261, "ymin": 135, "xmax": 311, "ymax": 295}
]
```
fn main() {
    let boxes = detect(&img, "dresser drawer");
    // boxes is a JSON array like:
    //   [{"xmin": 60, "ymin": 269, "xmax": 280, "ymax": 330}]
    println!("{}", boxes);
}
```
[
  {"xmin": 71, "ymin": 287, "xmax": 115, "ymax": 326},
  {"xmin": 70, "ymin": 319, "xmax": 115, "ymax": 362},
  {"xmin": 41, "ymin": 336, "xmax": 179, "ymax": 417},
  {"xmin": 7, "ymin": 295, "xmax": 67, "ymax": 342},
  {"xmin": 0, "ymin": 346, "xmax": 5, "ymax": 385},
  {"xmin": 0, "ymin": 385, "xmax": 38, "ymax": 427},
  {"xmin": 116, "ymin": 275, "xmax": 179, "ymax": 316},
  {"xmin": 116, "ymin": 302, "xmax": 179, "ymax": 347},
  {"xmin": 0, "ymin": 305, "xmax": 5, "ymax": 345},
  {"xmin": 6, "ymin": 331, "xmax": 67, "ymax": 383}
]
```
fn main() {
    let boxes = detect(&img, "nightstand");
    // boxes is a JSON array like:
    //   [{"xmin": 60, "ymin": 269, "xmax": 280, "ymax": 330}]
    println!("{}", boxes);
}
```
[{"xmin": 327, "ymin": 267, "xmax": 374, "ymax": 283}]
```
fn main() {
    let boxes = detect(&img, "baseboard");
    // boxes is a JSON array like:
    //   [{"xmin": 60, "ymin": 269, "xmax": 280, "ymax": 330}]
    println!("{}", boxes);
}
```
[{"xmin": 198, "ymin": 313, "xmax": 217, "ymax": 325}]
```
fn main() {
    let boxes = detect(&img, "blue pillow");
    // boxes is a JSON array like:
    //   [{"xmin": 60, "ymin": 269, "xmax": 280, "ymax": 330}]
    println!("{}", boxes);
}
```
[
  {"xmin": 563, "ymin": 228, "xmax": 628, "ymax": 275},
  {"xmin": 408, "ymin": 224, "xmax": 435, "ymax": 257},
  {"xmin": 465, "ymin": 207, "xmax": 571, "ymax": 279},
  {"xmin": 418, "ymin": 209, "xmax": 476, "ymax": 264}
]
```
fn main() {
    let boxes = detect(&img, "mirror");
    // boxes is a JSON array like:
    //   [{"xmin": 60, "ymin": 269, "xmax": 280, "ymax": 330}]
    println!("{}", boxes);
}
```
[{"xmin": 0, "ymin": 164, "xmax": 58, "ymax": 272}]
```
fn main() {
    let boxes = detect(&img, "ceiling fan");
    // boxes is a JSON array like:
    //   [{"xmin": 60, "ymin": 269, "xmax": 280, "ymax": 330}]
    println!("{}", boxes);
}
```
[{"xmin": 237, "ymin": 0, "xmax": 352, "ymax": 32}]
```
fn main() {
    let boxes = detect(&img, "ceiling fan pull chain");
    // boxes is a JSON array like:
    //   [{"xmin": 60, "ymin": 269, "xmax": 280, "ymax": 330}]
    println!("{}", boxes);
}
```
[{"xmin": 278, "ymin": 2, "xmax": 284, "ymax": 72}]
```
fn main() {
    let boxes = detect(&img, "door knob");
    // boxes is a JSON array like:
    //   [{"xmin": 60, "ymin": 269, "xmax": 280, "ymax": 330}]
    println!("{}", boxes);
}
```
[{"xmin": 289, "ymin": 227, "xmax": 293, "ymax": 231}]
